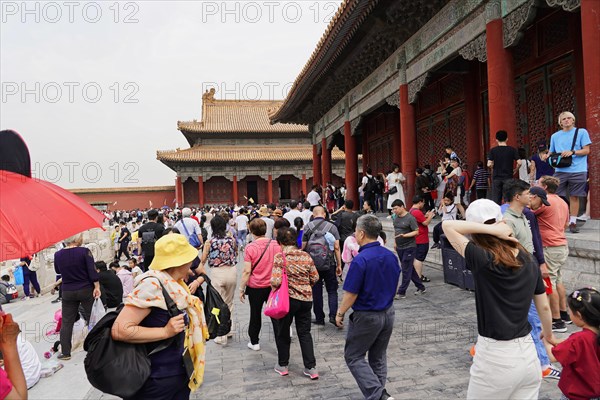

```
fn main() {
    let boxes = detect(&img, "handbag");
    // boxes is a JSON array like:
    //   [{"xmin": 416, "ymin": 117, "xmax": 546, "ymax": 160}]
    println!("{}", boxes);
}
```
[
  {"xmin": 264, "ymin": 254, "xmax": 290, "ymax": 319},
  {"xmin": 180, "ymin": 219, "xmax": 202, "ymax": 248},
  {"xmin": 548, "ymin": 128, "xmax": 579, "ymax": 168},
  {"xmin": 83, "ymin": 277, "xmax": 180, "ymax": 398},
  {"xmin": 200, "ymin": 273, "xmax": 232, "ymax": 339},
  {"xmin": 386, "ymin": 186, "xmax": 398, "ymax": 195},
  {"xmin": 13, "ymin": 266, "xmax": 24, "ymax": 286}
]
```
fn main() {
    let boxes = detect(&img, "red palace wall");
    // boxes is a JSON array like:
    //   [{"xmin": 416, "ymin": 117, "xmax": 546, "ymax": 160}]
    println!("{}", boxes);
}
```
[{"xmin": 74, "ymin": 189, "xmax": 175, "ymax": 210}]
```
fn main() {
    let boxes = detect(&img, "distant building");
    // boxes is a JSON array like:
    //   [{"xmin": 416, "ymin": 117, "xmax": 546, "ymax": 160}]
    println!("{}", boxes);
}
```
[
  {"xmin": 70, "ymin": 186, "xmax": 175, "ymax": 211},
  {"xmin": 157, "ymin": 88, "xmax": 351, "ymax": 206}
]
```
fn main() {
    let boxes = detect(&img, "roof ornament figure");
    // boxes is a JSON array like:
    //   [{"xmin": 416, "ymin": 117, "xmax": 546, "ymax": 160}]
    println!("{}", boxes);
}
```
[{"xmin": 202, "ymin": 88, "xmax": 216, "ymax": 102}]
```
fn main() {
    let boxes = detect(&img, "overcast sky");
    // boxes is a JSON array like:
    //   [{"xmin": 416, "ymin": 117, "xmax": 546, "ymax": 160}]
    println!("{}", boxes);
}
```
[{"xmin": 1, "ymin": 1, "xmax": 336, "ymax": 188}]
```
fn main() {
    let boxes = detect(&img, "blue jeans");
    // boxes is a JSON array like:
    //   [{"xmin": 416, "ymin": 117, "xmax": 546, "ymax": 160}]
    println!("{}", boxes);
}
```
[
  {"xmin": 237, "ymin": 229, "xmax": 248, "ymax": 247},
  {"xmin": 312, "ymin": 267, "xmax": 338, "ymax": 322},
  {"xmin": 396, "ymin": 247, "xmax": 425, "ymax": 295},
  {"xmin": 528, "ymin": 300, "xmax": 550, "ymax": 367}
]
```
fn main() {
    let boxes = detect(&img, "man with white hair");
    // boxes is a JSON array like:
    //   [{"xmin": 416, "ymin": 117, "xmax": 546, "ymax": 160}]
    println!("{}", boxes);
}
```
[
  {"xmin": 174, "ymin": 207, "xmax": 203, "ymax": 248},
  {"xmin": 549, "ymin": 111, "xmax": 592, "ymax": 233}
]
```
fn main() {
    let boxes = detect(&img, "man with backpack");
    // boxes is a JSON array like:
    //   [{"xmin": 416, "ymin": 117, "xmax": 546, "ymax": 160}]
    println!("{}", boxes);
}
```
[
  {"xmin": 137, "ymin": 209, "xmax": 165, "ymax": 271},
  {"xmin": 421, "ymin": 165, "xmax": 439, "ymax": 212},
  {"xmin": 361, "ymin": 168, "xmax": 377, "ymax": 214},
  {"xmin": 302, "ymin": 206, "xmax": 342, "ymax": 326}
]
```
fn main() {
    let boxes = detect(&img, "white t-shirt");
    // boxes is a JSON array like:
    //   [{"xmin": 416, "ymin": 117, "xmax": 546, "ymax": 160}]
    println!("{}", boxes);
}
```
[
  {"xmin": 235, "ymin": 215, "xmax": 249, "ymax": 231},
  {"xmin": 300, "ymin": 209, "xmax": 313, "ymax": 226},
  {"xmin": 306, "ymin": 190, "xmax": 321, "ymax": 206},
  {"xmin": 518, "ymin": 159, "xmax": 531, "ymax": 182},
  {"xmin": 284, "ymin": 209, "xmax": 303, "ymax": 227},
  {"xmin": 17, "ymin": 334, "xmax": 41, "ymax": 389}
]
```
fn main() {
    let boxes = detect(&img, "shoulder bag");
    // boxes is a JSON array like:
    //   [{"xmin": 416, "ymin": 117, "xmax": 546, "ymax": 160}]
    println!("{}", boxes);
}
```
[
  {"xmin": 548, "ymin": 128, "xmax": 579, "ymax": 168},
  {"xmin": 83, "ymin": 277, "xmax": 180, "ymax": 398}
]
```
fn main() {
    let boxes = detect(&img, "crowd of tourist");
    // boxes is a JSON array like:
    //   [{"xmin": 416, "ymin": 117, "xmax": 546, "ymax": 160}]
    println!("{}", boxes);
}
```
[{"xmin": 1, "ymin": 111, "xmax": 597, "ymax": 400}]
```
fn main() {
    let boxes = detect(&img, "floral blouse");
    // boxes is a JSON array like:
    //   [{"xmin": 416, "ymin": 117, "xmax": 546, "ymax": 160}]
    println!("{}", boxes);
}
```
[
  {"xmin": 271, "ymin": 248, "xmax": 319, "ymax": 302},
  {"xmin": 207, "ymin": 236, "xmax": 237, "ymax": 267}
]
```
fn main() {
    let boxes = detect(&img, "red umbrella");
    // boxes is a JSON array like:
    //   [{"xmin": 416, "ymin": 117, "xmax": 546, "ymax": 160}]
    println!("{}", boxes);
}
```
[{"xmin": 0, "ymin": 170, "xmax": 105, "ymax": 262}]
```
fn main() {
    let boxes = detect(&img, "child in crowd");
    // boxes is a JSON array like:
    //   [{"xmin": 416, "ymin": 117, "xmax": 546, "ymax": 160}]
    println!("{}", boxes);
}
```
[
  {"xmin": 127, "ymin": 258, "xmax": 143, "ymax": 278},
  {"xmin": 431, "ymin": 193, "xmax": 458, "ymax": 249},
  {"xmin": 544, "ymin": 287, "xmax": 600, "ymax": 400}
]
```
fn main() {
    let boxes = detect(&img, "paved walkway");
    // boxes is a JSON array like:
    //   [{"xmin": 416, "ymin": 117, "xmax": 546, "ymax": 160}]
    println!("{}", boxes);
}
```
[{"xmin": 6, "ymin": 251, "xmax": 566, "ymax": 399}]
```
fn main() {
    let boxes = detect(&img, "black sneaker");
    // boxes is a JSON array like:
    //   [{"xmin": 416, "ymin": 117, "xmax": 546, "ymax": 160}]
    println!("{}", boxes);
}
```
[
  {"xmin": 51, "ymin": 297, "xmax": 62, "ymax": 303},
  {"xmin": 311, "ymin": 319, "xmax": 325, "ymax": 326},
  {"xmin": 420, "ymin": 275, "xmax": 431, "ymax": 283},
  {"xmin": 561, "ymin": 311, "xmax": 572, "ymax": 325},
  {"xmin": 380, "ymin": 389, "xmax": 395, "ymax": 400},
  {"xmin": 57, "ymin": 353, "xmax": 71, "ymax": 361},
  {"xmin": 552, "ymin": 320, "xmax": 567, "ymax": 333},
  {"xmin": 431, "ymin": 243, "xmax": 441, "ymax": 249}
]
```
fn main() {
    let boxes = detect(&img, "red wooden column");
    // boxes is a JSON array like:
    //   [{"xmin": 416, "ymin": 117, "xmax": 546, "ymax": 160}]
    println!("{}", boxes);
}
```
[
  {"xmin": 312, "ymin": 144, "xmax": 321, "ymax": 185},
  {"xmin": 321, "ymin": 137, "xmax": 332, "ymax": 184},
  {"xmin": 362, "ymin": 134, "xmax": 368, "ymax": 172},
  {"xmin": 267, "ymin": 175, "xmax": 273, "ymax": 204},
  {"xmin": 392, "ymin": 119, "xmax": 401, "ymax": 166},
  {"xmin": 464, "ymin": 69, "xmax": 482, "ymax": 165},
  {"xmin": 198, "ymin": 176, "xmax": 204, "ymax": 207},
  {"xmin": 301, "ymin": 174, "xmax": 307, "ymax": 196},
  {"xmin": 581, "ymin": 0, "xmax": 600, "ymax": 218},
  {"xmin": 344, "ymin": 121, "xmax": 358, "ymax": 210},
  {"xmin": 400, "ymin": 84, "xmax": 417, "ymax": 203},
  {"xmin": 232, "ymin": 175, "xmax": 238, "ymax": 205},
  {"xmin": 175, "ymin": 176, "xmax": 183, "ymax": 206},
  {"xmin": 485, "ymin": 17, "xmax": 517, "ymax": 147}
]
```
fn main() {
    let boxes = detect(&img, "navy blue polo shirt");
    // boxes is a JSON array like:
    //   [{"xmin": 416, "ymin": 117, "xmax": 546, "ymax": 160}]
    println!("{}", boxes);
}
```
[{"xmin": 343, "ymin": 241, "xmax": 400, "ymax": 311}]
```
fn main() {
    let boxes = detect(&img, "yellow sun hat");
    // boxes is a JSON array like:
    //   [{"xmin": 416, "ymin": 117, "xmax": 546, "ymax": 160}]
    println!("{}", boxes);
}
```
[{"xmin": 149, "ymin": 234, "xmax": 199, "ymax": 271}]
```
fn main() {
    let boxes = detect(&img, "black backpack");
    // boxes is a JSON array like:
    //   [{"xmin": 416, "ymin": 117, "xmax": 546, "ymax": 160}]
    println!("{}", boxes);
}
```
[
  {"xmin": 424, "ymin": 170, "xmax": 440, "ymax": 191},
  {"xmin": 364, "ymin": 176, "xmax": 377, "ymax": 194},
  {"xmin": 83, "ymin": 277, "xmax": 180, "ymax": 398},
  {"xmin": 141, "ymin": 229, "xmax": 156, "ymax": 246},
  {"xmin": 200, "ymin": 273, "xmax": 232, "ymax": 339}
]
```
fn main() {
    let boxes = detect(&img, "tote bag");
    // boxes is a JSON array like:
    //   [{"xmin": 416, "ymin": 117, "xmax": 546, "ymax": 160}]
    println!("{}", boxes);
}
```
[{"xmin": 264, "ymin": 255, "xmax": 290, "ymax": 319}]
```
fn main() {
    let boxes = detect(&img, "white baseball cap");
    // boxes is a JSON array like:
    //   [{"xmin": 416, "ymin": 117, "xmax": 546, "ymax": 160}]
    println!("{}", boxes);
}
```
[{"xmin": 465, "ymin": 199, "xmax": 503, "ymax": 224}]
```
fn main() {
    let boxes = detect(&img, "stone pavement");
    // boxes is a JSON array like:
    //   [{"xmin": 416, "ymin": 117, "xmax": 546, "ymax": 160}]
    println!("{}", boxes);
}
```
[{"xmin": 5, "ymin": 249, "xmax": 568, "ymax": 399}]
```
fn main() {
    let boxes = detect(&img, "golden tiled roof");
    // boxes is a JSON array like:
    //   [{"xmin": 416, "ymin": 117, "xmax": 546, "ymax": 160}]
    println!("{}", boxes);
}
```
[
  {"xmin": 157, "ymin": 145, "xmax": 347, "ymax": 163},
  {"xmin": 178, "ymin": 99, "xmax": 308, "ymax": 134}
]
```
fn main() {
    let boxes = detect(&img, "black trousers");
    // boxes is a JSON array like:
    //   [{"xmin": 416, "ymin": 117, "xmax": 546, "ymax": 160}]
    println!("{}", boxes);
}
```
[
  {"xmin": 125, "ymin": 374, "xmax": 190, "ymax": 400},
  {"xmin": 492, "ymin": 178, "xmax": 511, "ymax": 205},
  {"xmin": 476, "ymin": 189, "xmax": 488, "ymax": 199},
  {"xmin": 60, "ymin": 287, "xmax": 94, "ymax": 355},
  {"xmin": 273, "ymin": 298, "xmax": 316, "ymax": 369},
  {"xmin": 423, "ymin": 192, "xmax": 435, "ymax": 212},
  {"xmin": 246, "ymin": 286, "xmax": 274, "ymax": 345},
  {"xmin": 117, "ymin": 241, "xmax": 130, "ymax": 260}
]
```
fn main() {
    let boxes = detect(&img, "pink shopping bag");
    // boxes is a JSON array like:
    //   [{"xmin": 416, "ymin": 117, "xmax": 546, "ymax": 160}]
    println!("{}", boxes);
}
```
[{"xmin": 264, "ymin": 255, "xmax": 289, "ymax": 319}]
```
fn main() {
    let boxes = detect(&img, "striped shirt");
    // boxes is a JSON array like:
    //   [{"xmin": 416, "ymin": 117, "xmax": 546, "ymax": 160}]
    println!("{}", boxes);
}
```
[{"xmin": 472, "ymin": 168, "xmax": 490, "ymax": 189}]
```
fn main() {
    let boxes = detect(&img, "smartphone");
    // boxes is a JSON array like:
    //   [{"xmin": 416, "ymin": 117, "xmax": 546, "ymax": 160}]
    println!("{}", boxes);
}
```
[{"xmin": 181, "ymin": 310, "xmax": 189, "ymax": 326}]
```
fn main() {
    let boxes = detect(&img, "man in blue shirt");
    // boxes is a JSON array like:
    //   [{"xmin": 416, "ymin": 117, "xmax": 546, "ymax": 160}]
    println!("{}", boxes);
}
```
[
  {"xmin": 335, "ymin": 214, "xmax": 400, "ymax": 400},
  {"xmin": 549, "ymin": 111, "xmax": 592, "ymax": 233}
]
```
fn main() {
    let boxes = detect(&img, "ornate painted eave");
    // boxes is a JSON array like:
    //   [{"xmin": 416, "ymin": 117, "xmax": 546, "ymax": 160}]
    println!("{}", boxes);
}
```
[
  {"xmin": 270, "ymin": 0, "xmax": 377, "ymax": 125},
  {"xmin": 271, "ymin": 0, "xmax": 450, "ymax": 126}
]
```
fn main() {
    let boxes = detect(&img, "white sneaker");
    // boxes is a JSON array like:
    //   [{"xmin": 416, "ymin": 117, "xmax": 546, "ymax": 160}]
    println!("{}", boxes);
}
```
[
  {"xmin": 247, "ymin": 342, "xmax": 260, "ymax": 351},
  {"xmin": 214, "ymin": 336, "xmax": 227, "ymax": 345}
]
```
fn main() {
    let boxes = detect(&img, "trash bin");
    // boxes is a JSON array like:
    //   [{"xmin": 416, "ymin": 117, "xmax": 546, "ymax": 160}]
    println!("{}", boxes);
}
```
[{"xmin": 440, "ymin": 234, "xmax": 464, "ymax": 288}]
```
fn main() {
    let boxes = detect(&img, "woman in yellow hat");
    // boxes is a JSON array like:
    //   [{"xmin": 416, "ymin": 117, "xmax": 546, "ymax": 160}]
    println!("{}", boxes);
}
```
[{"xmin": 112, "ymin": 234, "xmax": 208, "ymax": 399}]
